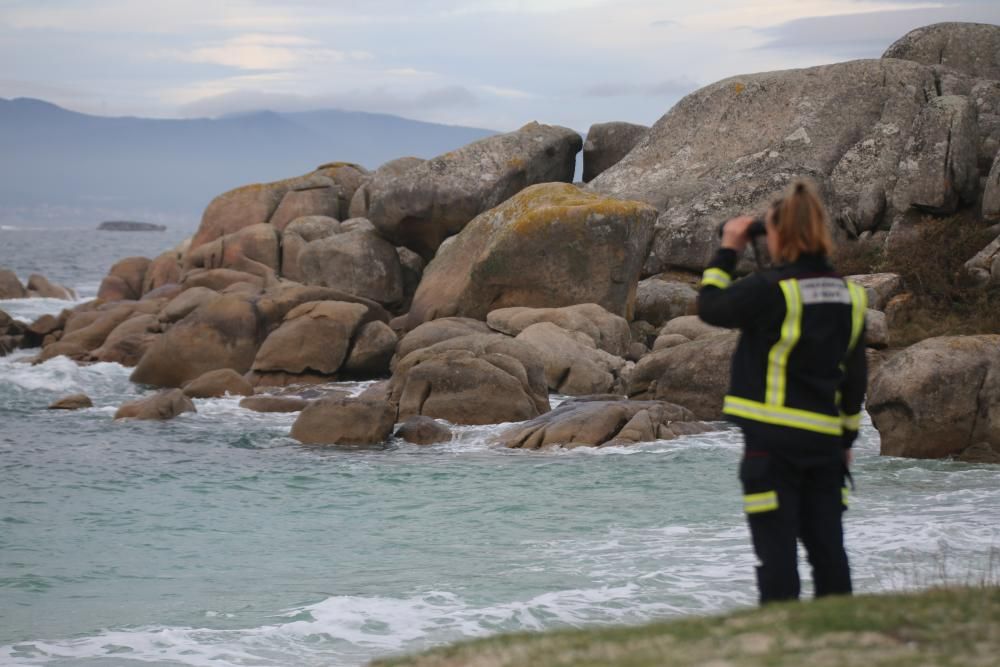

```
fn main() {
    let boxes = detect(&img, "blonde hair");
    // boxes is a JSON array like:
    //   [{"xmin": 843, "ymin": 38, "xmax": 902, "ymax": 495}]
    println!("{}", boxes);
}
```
[{"xmin": 770, "ymin": 179, "xmax": 834, "ymax": 263}]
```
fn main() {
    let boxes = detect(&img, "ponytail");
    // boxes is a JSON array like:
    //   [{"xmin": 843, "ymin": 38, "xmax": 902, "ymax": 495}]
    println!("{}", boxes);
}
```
[{"xmin": 771, "ymin": 179, "xmax": 833, "ymax": 263}]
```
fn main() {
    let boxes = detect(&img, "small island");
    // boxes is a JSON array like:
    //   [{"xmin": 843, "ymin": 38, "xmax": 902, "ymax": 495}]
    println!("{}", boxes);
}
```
[{"xmin": 97, "ymin": 221, "xmax": 167, "ymax": 232}]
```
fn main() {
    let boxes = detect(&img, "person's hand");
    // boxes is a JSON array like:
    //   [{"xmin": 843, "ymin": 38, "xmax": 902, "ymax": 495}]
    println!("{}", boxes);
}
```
[{"xmin": 720, "ymin": 215, "xmax": 756, "ymax": 252}]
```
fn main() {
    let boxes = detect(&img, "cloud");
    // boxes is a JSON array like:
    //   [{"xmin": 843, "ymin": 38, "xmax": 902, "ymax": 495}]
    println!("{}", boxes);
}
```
[
  {"xmin": 583, "ymin": 77, "xmax": 699, "ymax": 98},
  {"xmin": 650, "ymin": 19, "xmax": 680, "ymax": 27},
  {"xmin": 157, "ymin": 33, "xmax": 371, "ymax": 71},
  {"xmin": 478, "ymin": 84, "xmax": 534, "ymax": 99}
]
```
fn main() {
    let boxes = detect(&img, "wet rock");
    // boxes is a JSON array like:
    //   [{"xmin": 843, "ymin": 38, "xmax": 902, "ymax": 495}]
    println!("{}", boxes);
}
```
[
  {"xmin": 634, "ymin": 278, "xmax": 697, "ymax": 327},
  {"xmin": 365, "ymin": 123, "xmax": 581, "ymax": 258},
  {"xmin": 290, "ymin": 397, "xmax": 396, "ymax": 445},
  {"xmin": 182, "ymin": 368, "xmax": 254, "ymax": 398},
  {"xmin": 395, "ymin": 416, "xmax": 452, "ymax": 445},
  {"xmin": 389, "ymin": 333, "xmax": 549, "ymax": 425},
  {"xmin": 486, "ymin": 303, "xmax": 631, "ymax": 357},
  {"xmin": 582, "ymin": 121, "xmax": 649, "ymax": 182},
  {"xmin": 26, "ymin": 274, "xmax": 74, "ymax": 300},
  {"xmin": 239, "ymin": 395, "xmax": 310, "ymax": 413},
  {"xmin": 47, "ymin": 393, "xmax": 93, "ymax": 410},
  {"xmin": 496, "ymin": 399, "xmax": 711, "ymax": 449},
  {"xmin": 868, "ymin": 335, "xmax": 1000, "ymax": 460},
  {"xmin": 406, "ymin": 183, "xmax": 656, "ymax": 328},
  {"xmin": 114, "ymin": 389, "xmax": 197, "ymax": 421},
  {"xmin": 0, "ymin": 268, "xmax": 27, "ymax": 299},
  {"xmin": 27, "ymin": 313, "xmax": 60, "ymax": 338}
]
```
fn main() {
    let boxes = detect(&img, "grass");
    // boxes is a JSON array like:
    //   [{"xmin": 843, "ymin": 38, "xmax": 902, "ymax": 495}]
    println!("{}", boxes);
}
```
[
  {"xmin": 831, "ymin": 212, "xmax": 1000, "ymax": 347},
  {"xmin": 373, "ymin": 586, "xmax": 1000, "ymax": 667}
]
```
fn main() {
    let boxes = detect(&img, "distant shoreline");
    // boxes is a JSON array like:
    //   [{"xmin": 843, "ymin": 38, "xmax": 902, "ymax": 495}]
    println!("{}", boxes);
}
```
[{"xmin": 97, "ymin": 221, "xmax": 167, "ymax": 232}]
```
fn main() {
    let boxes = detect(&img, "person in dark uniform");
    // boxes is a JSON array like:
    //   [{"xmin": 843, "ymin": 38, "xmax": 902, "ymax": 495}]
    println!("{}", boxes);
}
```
[{"xmin": 697, "ymin": 179, "xmax": 867, "ymax": 604}]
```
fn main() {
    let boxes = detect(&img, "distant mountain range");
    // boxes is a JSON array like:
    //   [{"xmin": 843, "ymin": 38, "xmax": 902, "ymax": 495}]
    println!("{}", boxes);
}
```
[{"xmin": 0, "ymin": 98, "xmax": 496, "ymax": 227}]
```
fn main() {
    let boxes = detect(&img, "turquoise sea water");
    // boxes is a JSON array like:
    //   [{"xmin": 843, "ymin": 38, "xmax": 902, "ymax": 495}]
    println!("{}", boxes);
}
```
[{"xmin": 2, "ymin": 227, "xmax": 999, "ymax": 666}]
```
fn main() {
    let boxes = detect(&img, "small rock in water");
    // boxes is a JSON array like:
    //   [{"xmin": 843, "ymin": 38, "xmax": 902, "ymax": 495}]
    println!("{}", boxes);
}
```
[
  {"xmin": 395, "ymin": 416, "xmax": 452, "ymax": 445},
  {"xmin": 48, "ymin": 394, "xmax": 93, "ymax": 410},
  {"xmin": 114, "ymin": 389, "xmax": 196, "ymax": 421},
  {"xmin": 290, "ymin": 397, "xmax": 396, "ymax": 445},
  {"xmin": 182, "ymin": 368, "xmax": 254, "ymax": 398},
  {"xmin": 239, "ymin": 395, "xmax": 310, "ymax": 413}
]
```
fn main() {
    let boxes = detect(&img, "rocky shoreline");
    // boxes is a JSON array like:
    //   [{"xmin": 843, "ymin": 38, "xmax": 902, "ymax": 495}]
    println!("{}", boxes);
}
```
[{"xmin": 2, "ymin": 22, "xmax": 999, "ymax": 463}]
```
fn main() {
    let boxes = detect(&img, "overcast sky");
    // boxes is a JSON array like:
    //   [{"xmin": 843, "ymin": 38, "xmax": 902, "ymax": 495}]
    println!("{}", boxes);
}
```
[{"xmin": 1, "ymin": 0, "xmax": 998, "ymax": 131}]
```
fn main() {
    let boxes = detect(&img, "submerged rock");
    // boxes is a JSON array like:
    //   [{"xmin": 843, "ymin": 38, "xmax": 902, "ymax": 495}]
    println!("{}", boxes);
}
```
[
  {"xmin": 239, "ymin": 395, "xmax": 310, "ymax": 413},
  {"xmin": 290, "ymin": 397, "xmax": 396, "ymax": 445},
  {"xmin": 114, "ymin": 389, "xmax": 196, "ymax": 421},
  {"xmin": 395, "ymin": 416, "xmax": 452, "ymax": 445},
  {"xmin": 48, "ymin": 394, "xmax": 93, "ymax": 410},
  {"xmin": 182, "ymin": 368, "xmax": 254, "ymax": 398}
]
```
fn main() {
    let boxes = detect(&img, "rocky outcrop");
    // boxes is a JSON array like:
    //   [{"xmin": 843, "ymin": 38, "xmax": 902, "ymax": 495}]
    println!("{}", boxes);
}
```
[
  {"xmin": 394, "ymin": 317, "xmax": 493, "ymax": 364},
  {"xmin": 628, "ymin": 332, "xmax": 739, "ymax": 420},
  {"xmin": 634, "ymin": 277, "xmax": 697, "ymax": 327},
  {"xmin": 298, "ymin": 228, "xmax": 404, "ymax": 305},
  {"xmin": 252, "ymin": 300, "xmax": 370, "ymax": 378},
  {"xmin": 48, "ymin": 393, "xmax": 93, "ymax": 410},
  {"xmin": 364, "ymin": 123, "xmax": 582, "ymax": 258},
  {"xmin": 114, "ymin": 389, "xmax": 197, "ymax": 421},
  {"xmin": 486, "ymin": 303, "xmax": 631, "ymax": 357},
  {"xmin": 130, "ymin": 294, "xmax": 262, "ymax": 388},
  {"xmin": 143, "ymin": 251, "xmax": 183, "ymax": 295},
  {"xmin": 395, "ymin": 416, "xmax": 452, "ymax": 445},
  {"xmin": 97, "ymin": 257, "xmax": 150, "ymax": 302},
  {"xmin": 883, "ymin": 22, "xmax": 1000, "ymax": 81},
  {"xmin": 290, "ymin": 397, "xmax": 396, "ymax": 445},
  {"xmin": 343, "ymin": 321, "xmax": 397, "ymax": 376},
  {"xmin": 348, "ymin": 157, "xmax": 424, "ymax": 219},
  {"xmin": 240, "ymin": 395, "xmax": 310, "ymax": 413},
  {"xmin": 38, "ymin": 303, "xmax": 137, "ymax": 362},
  {"xmin": 515, "ymin": 322, "xmax": 627, "ymax": 395},
  {"xmin": 846, "ymin": 273, "xmax": 904, "ymax": 311},
  {"xmin": 0, "ymin": 269, "xmax": 27, "ymax": 299},
  {"xmin": 182, "ymin": 368, "xmax": 254, "ymax": 398},
  {"xmin": 88, "ymin": 313, "xmax": 161, "ymax": 366},
  {"xmin": 184, "ymin": 223, "xmax": 280, "ymax": 280},
  {"xmin": 658, "ymin": 315, "xmax": 729, "ymax": 342},
  {"xmin": 582, "ymin": 121, "xmax": 649, "ymax": 182},
  {"xmin": 280, "ymin": 216, "xmax": 341, "ymax": 282},
  {"xmin": 388, "ymin": 333, "xmax": 549, "ymax": 425},
  {"xmin": 496, "ymin": 399, "xmax": 711, "ymax": 449},
  {"xmin": 26, "ymin": 274, "xmax": 74, "ymax": 300},
  {"xmin": 868, "ymin": 335, "xmax": 1000, "ymax": 462},
  {"xmin": 405, "ymin": 183, "xmax": 657, "ymax": 327},
  {"xmin": 588, "ymin": 58, "xmax": 950, "ymax": 273},
  {"xmin": 158, "ymin": 286, "xmax": 220, "ymax": 324}
]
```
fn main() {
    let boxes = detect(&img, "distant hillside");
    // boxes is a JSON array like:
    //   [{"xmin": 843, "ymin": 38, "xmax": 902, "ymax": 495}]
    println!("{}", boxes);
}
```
[{"xmin": 0, "ymin": 98, "xmax": 496, "ymax": 226}]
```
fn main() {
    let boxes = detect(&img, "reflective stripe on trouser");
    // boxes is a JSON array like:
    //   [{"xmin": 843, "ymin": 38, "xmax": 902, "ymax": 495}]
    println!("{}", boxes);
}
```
[{"xmin": 744, "ymin": 490, "xmax": 779, "ymax": 514}]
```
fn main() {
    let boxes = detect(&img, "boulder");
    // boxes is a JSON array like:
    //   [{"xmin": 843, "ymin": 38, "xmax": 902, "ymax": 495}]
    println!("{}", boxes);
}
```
[
  {"xmin": 142, "ymin": 251, "xmax": 182, "ymax": 295},
  {"xmin": 892, "ymin": 95, "xmax": 979, "ymax": 214},
  {"xmin": 269, "ymin": 186, "xmax": 341, "ymax": 232},
  {"xmin": 114, "ymin": 389, "xmax": 197, "ymax": 421},
  {"xmin": 659, "ymin": 315, "xmax": 730, "ymax": 341},
  {"xmin": 290, "ymin": 397, "xmax": 396, "ymax": 445},
  {"xmin": 181, "ymin": 268, "xmax": 264, "ymax": 292},
  {"xmin": 357, "ymin": 380, "xmax": 391, "ymax": 402},
  {"xmin": 88, "ymin": 313, "xmax": 160, "ymax": 366},
  {"xmin": 343, "ymin": 320, "xmax": 397, "ymax": 377},
  {"xmin": 514, "ymin": 322, "xmax": 626, "ymax": 395},
  {"xmin": 27, "ymin": 313, "xmax": 60, "ymax": 338},
  {"xmin": 389, "ymin": 333, "xmax": 550, "ymax": 425},
  {"xmin": 582, "ymin": 121, "xmax": 650, "ymax": 182},
  {"xmin": 588, "ymin": 59, "xmax": 942, "ymax": 273},
  {"xmin": 396, "ymin": 246, "xmax": 425, "ymax": 310},
  {"xmin": 0, "ymin": 268, "xmax": 26, "ymax": 299},
  {"xmin": 348, "ymin": 157, "xmax": 424, "ymax": 219},
  {"xmin": 395, "ymin": 317, "xmax": 493, "ymax": 363},
  {"xmin": 634, "ymin": 278, "xmax": 697, "ymax": 327},
  {"xmin": 868, "ymin": 335, "xmax": 1000, "ymax": 461},
  {"xmin": 486, "ymin": 303, "xmax": 631, "ymax": 356},
  {"xmin": 141, "ymin": 283, "xmax": 183, "ymax": 302},
  {"xmin": 406, "ymin": 183, "xmax": 657, "ymax": 327},
  {"xmin": 298, "ymin": 228, "xmax": 404, "ymax": 305},
  {"xmin": 846, "ymin": 273, "xmax": 904, "ymax": 311},
  {"xmin": 865, "ymin": 309, "xmax": 889, "ymax": 349},
  {"xmin": 883, "ymin": 22, "xmax": 1000, "ymax": 81},
  {"xmin": 239, "ymin": 395, "xmax": 310, "ymax": 413},
  {"xmin": 26, "ymin": 274, "xmax": 74, "ymax": 300},
  {"xmin": 48, "ymin": 394, "xmax": 93, "ymax": 410},
  {"xmin": 984, "ymin": 152, "xmax": 1000, "ymax": 221},
  {"xmin": 254, "ymin": 284, "xmax": 389, "ymax": 331},
  {"xmin": 280, "ymin": 216, "xmax": 341, "ymax": 282},
  {"xmin": 184, "ymin": 223, "xmax": 280, "ymax": 278},
  {"xmin": 628, "ymin": 332, "xmax": 739, "ymax": 420},
  {"xmin": 158, "ymin": 286, "xmax": 221, "ymax": 324},
  {"xmin": 652, "ymin": 332, "xmax": 693, "ymax": 352},
  {"xmin": 394, "ymin": 416, "xmax": 452, "ymax": 445},
  {"xmin": 497, "ymin": 399, "xmax": 710, "ymax": 449},
  {"xmin": 365, "ymin": 123, "xmax": 582, "ymax": 258},
  {"xmin": 252, "ymin": 301, "xmax": 370, "ymax": 376},
  {"xmin": 315, "ymin": 162, "xmax": 368, "ymax": 219},
  {"xmin": 98, "ymin": 257, "xmax": 150, "ymax": 302},
  {"xmin": 965, "ymin": 232, "xmax": 1000, "ymax": 286},
  {"xmin": 38, "ymin": 304, "xmax": 136, "ymax": 361},
  {"xmin": 130, "ymin": 294, "xmax": 262, "ymax": 388},
  {"xmin": 182, "ymin": 368, "xmax": 254, "ymax": 398}
]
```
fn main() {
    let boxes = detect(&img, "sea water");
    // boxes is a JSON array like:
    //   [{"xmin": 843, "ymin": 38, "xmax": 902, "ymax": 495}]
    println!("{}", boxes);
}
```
[{"xmin": 1, "ymin": 226, "xmax": 999, "ymax": 666}]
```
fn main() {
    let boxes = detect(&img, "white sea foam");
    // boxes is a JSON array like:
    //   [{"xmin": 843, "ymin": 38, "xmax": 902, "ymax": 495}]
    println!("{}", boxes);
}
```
[
  {"xmin": 0, "ymin": 352, "xmax": 133, "ymax": 398},
  {"xmin": 0, "ymin": 296, "xmax": 84, "ymax": 323}
]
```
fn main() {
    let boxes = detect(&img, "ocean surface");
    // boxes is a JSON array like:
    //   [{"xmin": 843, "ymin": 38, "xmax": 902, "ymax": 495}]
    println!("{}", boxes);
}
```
[{"xmin": 1, "ymin": 226, "xmax": 999, "ymax": 667}]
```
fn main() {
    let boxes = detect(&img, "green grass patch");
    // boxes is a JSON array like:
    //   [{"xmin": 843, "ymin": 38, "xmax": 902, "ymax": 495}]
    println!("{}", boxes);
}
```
[{"xmin": 374, "ymin": 586, "xmax": 1000, "ymax": 667}]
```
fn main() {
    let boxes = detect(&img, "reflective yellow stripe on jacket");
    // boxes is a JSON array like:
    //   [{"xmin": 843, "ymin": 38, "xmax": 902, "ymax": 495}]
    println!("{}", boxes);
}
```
[
  {"xmin": 724, "ymin": 396, "xmax": 843, "ymax": 436},
  {"xmin": 846, "ymin": 282, "xmax": 868, "ymax": 352},
  {"xmin": 701, "ymin": 267, "xmax": 732, "ymax": 290},
  {"xmin": 766, "ymin": 279, "xmax": 802, "ymax": 406}
]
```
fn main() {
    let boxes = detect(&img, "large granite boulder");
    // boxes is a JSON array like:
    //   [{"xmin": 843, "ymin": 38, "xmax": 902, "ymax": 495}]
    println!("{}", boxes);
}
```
[
  {"xmin": 892, "ymin": 95, "xmax": 979, "ymax": 214},
  {"xmin": 88, "ymin": 313, "xmax": 161, "ymax": 366},
  {"xmin": 290, "ymin": 397, "xmax": 396, "ymax": 446},
  {"xmin": 143, "ymin": 251, "xmax": 183, "ymax": 295},
  {"xmin": 405, "ymin": 183, "xmax": 657, "ymax": 328},
  {"xmin": 26, "ymin": 274, "xmax": 74, "ymax": 300},
  {"xmin": 181, "ymin": 268, "xmax": 264, "ymax": 292},
  {"xmin": 38, "ymin": 303, "xmax": 137, "ymax": 361},
  {"xmin": 868, "ymin": 335, "xmax": 1000, "ymax": 462},
  {"xmin": 0, "ymin": 269, "xmax": 27, "ymax": 299},
  {"xmin": 883, "ymin": 22, "xmax": 1000, "ymax": 82},
  {"xmin": 394, "ymin": 317, "xmax": 493, "ymax": 363},
  {"xmin": 158, "ymin": 286, "xmax": 221, "ymax": 324},
  {"xmin": 252, "ymin": 301, "xmax": 370, "ymax": 378},
  {"xmin": 846, "ymin": 273, "xmax": 904, "ymax": 311},
  {"xmin": 628, "ymin": 332, "xmax": 739, "ymax": 420},
  {"xmin": 254, "ymin": 284, "xmax": 389, "ymax": 331},
  {"xmin": 114, "ymin": 389, "xmax": 197, "ymax": 421},
  {"xmin": 634, "ymin": 277, "xmax": 697, "ymax": 327},
  {"xmin": 130, "ymin": 294, "xmax": 262, "ymax": 387},
  {"xmin": 182, "ymin": 368, "xmax": 254, "ymax": 398},
  {"xmin": 965, "ymin": 232, "xmax": 1000, "ymax": 286},
  {"xmin": 514, "ymin": 322, "xmax": 627, "ymax": 395},
  {"xmin": 184, "ymin": 223, "xmax": 280, "ymax": 279},
  {"xmin": 394, "ymin": 416, "xmax": 452, "ymax": 445},
  {"xmin": 496, "ymin": 399, "xmax": 711, "ymax": 449},
  {"xmin": 348, "ymin": 157, "xmax": 425, "ymax": 219},
  {"xmin": 298, "ymin": 228, "xmax": 404, "ymax": 306},
  {"xmin": 97, "ymin": 257, "xmax": 150, "ymax": 302},
  {"xmin": 486, "ymin": 303, "xmax": 631, "ymax": 357},
  {"xmin": 280, "ymin": 216, "xmax": 341, "ymax": 282},
  {"xmin": 388, "ymin": 333, "xmax": 550, "ymax": 425},
  {"xmin": 588, "ymin": 58, "xmax": 944, "ymax": 273},
  {"xmin": 364, "ymin": 123, "xmax": 581, "ymax": 258},
  {"xmin": 343, "ymin": 321, "xmax": 397, "ymax": 377},
  {"xmin": 582, "ymin": 121, "xmax": 649, "ymax": 182}
]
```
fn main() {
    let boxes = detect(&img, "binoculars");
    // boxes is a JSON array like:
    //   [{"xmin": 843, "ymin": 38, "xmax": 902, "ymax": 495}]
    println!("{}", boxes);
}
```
[{"xmin": 716, "ymin": 217, "xmax": 767, "ymax": 240}]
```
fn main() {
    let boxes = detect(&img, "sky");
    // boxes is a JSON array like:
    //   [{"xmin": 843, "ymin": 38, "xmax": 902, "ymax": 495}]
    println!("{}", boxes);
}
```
[{"xmin": 1, "ymin": 0, "xmax": 998, "ymax": 132}]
